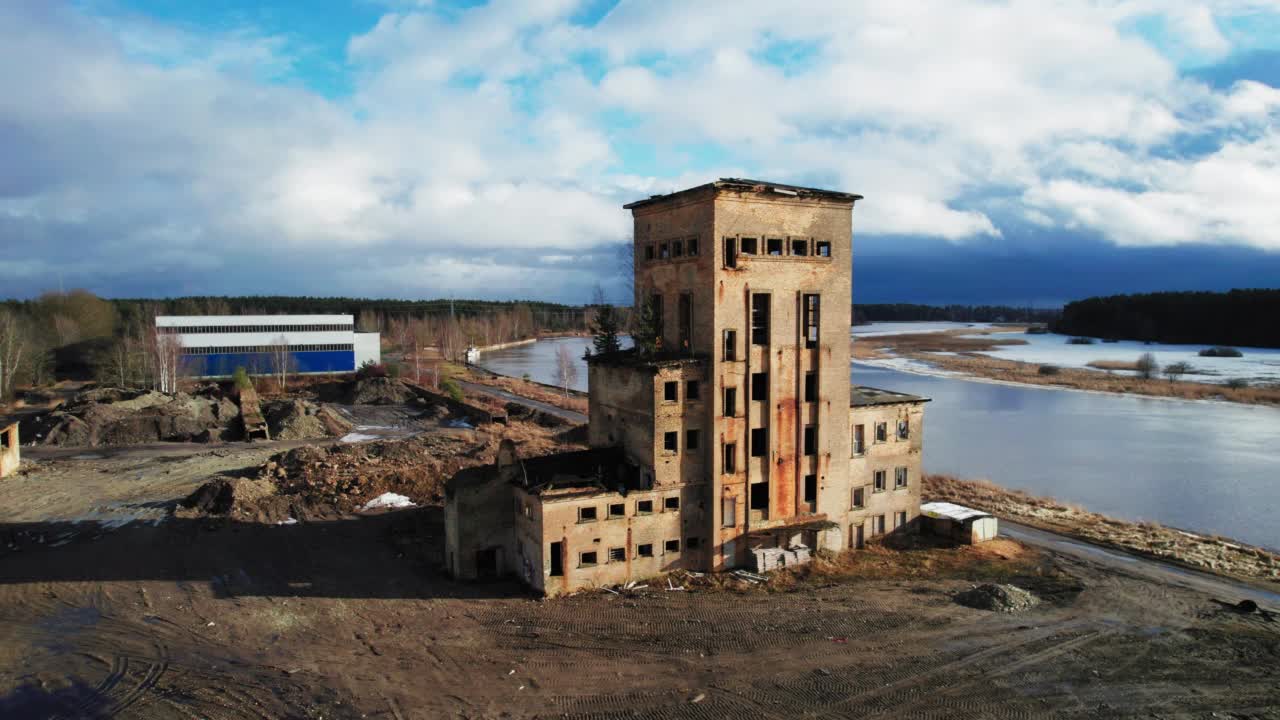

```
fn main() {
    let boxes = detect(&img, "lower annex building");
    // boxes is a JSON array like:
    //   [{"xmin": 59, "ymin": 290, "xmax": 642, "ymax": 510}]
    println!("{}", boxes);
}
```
[{"xmin": 445, "ymin": 179, "xmax": 928, "ymax": 595}]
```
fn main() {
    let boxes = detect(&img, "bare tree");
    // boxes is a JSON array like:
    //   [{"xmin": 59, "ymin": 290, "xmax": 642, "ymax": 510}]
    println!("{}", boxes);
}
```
[
  {"xmin": 555, "ymin": 343, "xmax": 578, "ymax": 398},
  {"xmin": 269, "ymin": 335, "xmax": 292, "ymax": 392},
  {"xmin": 0, "ymin": 309, "xmax": 27, "ymax": 400},
  {"xmin": 152, "ymin": 328, "xmax": 184, "ymax": 394},
  {"xmin": 1135, "ymin": 352, "xmax": 1159, "ymax": 381},
  {"xmin": 1163, "ymin": 361, "xmax": 1191, "ymax": 383}
]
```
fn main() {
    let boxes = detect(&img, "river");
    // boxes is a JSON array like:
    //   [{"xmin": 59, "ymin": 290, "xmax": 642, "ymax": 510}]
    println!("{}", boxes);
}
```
[{"xmin": 478, "ymin": 336, "xmax": 1280, "ymax": 550}]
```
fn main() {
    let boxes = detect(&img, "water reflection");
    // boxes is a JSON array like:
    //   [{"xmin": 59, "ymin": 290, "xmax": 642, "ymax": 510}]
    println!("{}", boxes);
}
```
[{"xmin": 477, "ymin": 338, "xmax": 1280, "ymax": 549}]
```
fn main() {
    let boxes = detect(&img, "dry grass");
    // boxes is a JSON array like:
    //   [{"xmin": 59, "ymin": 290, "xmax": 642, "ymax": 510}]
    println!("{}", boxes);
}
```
[
  {"xmin": 1086, "ymin": 360, "xmax": 1140, "ymax": 371},
  {"xmin": 924, "ymin": 474, "xmax": 1280, "ymax": 587},
  {"xmin": 858, "ymin": 335, "xmax": 1280, "ymax": 406},
  {"xmin": 459, "ymin": 367, "xmax": 588, "ymax": 414}
]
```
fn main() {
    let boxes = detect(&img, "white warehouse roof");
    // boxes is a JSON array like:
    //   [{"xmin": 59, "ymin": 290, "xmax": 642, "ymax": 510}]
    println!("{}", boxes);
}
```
[
  {"xmin": 156, "ymin": 315, "xmax": 354, "ymax": 326},
  {"xmin": 920, "ymin": 502, "xmax": 993, "ymax": 523}
]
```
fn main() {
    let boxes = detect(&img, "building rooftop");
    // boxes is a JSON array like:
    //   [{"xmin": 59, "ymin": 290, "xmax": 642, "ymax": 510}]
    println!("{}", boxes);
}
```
[
  {"xmin": 920, "ymin": 502, "xmax": 992, "ymax": 522},
  {"xmin": 850, "ymin": 385, "xmax": 929, "ymax": 407},
  {"xmin": 624, "ymin": 178, "xmax": 863, "ymax": 210},
  {"xmin": 585, "ymin": 348, "xmax": 708, "ymax": 371},
  {"xmin": 517, "ymin": 447, "xmax": 647, "ymax": 499}
]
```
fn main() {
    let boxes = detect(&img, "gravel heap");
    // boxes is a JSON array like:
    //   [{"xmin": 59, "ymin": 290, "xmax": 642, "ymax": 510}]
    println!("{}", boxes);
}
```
[{"xmin": 955, "ymin": 583, "xmax": 1040, "ymax": 612}]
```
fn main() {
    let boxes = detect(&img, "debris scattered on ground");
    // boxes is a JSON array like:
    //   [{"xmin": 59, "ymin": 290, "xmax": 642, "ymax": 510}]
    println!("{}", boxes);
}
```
[
  {"xmin": 362, "ymin": 492, "xmax": 415, "ymax": 511},
  {"xmin": 26, "ymin": 387, "xmax": 241, "ymax": 446},
  {"xmin": 262, "ymin": 399, "xmax": 352, "ymax": 440},
  {"xmin": 954, "ymin": 583, "xmax": 1040, "ymax": 612}
]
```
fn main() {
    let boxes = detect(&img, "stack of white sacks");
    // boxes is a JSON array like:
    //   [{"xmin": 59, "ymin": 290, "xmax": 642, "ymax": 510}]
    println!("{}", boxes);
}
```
[{"xmin": 749, "ymin": 544, "xmax": 812, "ymax": 573}]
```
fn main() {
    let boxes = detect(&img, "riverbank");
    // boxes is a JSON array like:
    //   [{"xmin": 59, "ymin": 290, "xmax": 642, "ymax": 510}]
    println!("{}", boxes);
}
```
[
  {"xmin": 924, "ymin": 474, "xmax": 1280, "ymax": 589},
  {"xmin": 457, "ymin": 364, "xmax": 587, "ymax": 414},
  {"xmin": 854, "ymin": 328, "xmax": 1280, "ymax": 406}
]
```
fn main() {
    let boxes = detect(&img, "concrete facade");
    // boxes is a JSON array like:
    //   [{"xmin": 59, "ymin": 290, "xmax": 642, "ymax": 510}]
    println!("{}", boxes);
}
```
[{"xmin": 444, "ymin": 179, "xmax": 928, "ymax": 596}]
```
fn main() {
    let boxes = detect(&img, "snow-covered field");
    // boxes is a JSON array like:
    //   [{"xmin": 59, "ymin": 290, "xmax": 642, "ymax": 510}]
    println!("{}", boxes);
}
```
[
  {"xmin": 852, "ymin": 321, "xmax": 995, "ymax": 337},
  {"xmin": 969, "ymin": 332, "xmax": 1280, "ymax": 385}
]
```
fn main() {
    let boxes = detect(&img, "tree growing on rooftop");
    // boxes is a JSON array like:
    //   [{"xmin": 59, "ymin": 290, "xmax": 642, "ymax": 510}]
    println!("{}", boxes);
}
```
[
  {"xmin": 630, "ymin": 294, "xmax": 662, "ymax": 358},
  {"xmin": 588, "ymin": 284, "xmax": 621, "ymax": 357}
]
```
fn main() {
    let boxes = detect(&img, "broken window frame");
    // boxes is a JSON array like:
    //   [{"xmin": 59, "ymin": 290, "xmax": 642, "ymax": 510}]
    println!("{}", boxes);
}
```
[
  {"xmin": 722, "ymin": 329, "xmax": 737, "ymax": 361},
  {"xmin": 663, "ymin": 431, "xmax": 679, "ymax": 453},
  {"xmin": 803, "ymin": 425, "xmax": 817, "ymax": 456},
  {"xmin": 853, "ymin": 424, "xmax": 866, "ymax": 455},
  {"xmin": 549, "ymin": 542, "xmax": 563, "ymax": 576},
  {"xmin": 895, "ymin": 511, "xmax": 907, "ymax": 530},
  {"xmin": 803, "ymin": 294, "xmax": 820, "ymax": 349},
  {"xmin": 637, "ymin": 543, "xmax": 654, "ymax": 557},
  {"xmin": 608, "ymin": 547, "xmax": 626, "ymax": 563},
  {"xmin": 671, "ymin": 239, "xmax": 683, "ymax": 258},
  {"xmin": 898, "ymin": 419, "xmax": 909, "ymax": 440},
  {"xmin": 664, "ymin": 539, "xmax": 681, "ymax": 554},
  {"xmin": 723, "ymin": 387, "xmax": 737, "ymax": 417},
  {"xmin": 895, "ymin": 466, "xmax": 908, "ymax": 488},
  {"xmin": 578, "ymin": 506, "xmax": 598, "ymax": 523},
  {"xmin": 803, "ymin": 474, "xmax": 817, "ymax": 505},
  {"xmin": 815, "ymin": 241, "xmax": 831, "ymax": 257},
  {"xmin": 636, "ymin": 499, "xmax": 654, "ymax": 515},
  {"xmin": 687, "ymin": 236, "xmax": 699, "ymax": 256},
  {"xmin": 749, "ymin": 481, "xmax": 769, "ymax": 511},
  {"xmin": 873, "ymin": 470, "xmax": 887, "ymax": 493},
  {"xmin": 751, "ymin": 294, "xmax": 770, "ymax": 345},
  {"xmin": 644, "ymin": 244, "xmax": 655, "ymax": 261},
  {"xmin": 678, "ymin": 292, "xmax": 693, "ymax": 352},
  {"xmin": 722, "ymin": 442, "xmax": 737, "ymax": 474},
  {"xmin": 766, "ymin": 238, "xmax": 784, "ymax": 256},
  {"xmin": 750, "ymin": 427, "xmax": 767, "ymax": 457},
  {"xmin": 722, "ymin": 237, "xmax": 737, "ymax": 268},
  {"xmin": 659, "ymin": 242, "xmax": 670, "ymax": 259},
  {"xmin": 791, "ymin": 238, "xmax": 808, "ymax": 256},
  {"xmin": 579, "ymin": 550, "xmax": 598, "ymax": 567},
  {"xmin": 740, "ymin": 237, "xmax": 758, "ymax": 255},
  {"xmin": 852, "ymin": 487, "xmax": 865, "ymax": 509},
  {"xmin": 751, "ymin": 371, "xmax": 768, "ymax": 401},
  {"xmin": 664, "ymin": 496, "xmax": 680, "ymax": 512},
  {"xmin": 804, "ymin": 372, "xmax": 816, "ymax": 402},
  {"xmin": 722, "ymin": 496, "xmax": 736, "ymax": 527},
  {"xmin": 663, "ymin": 381, "xmax": 678, "ymax": 402},
  {"xmin": 875, "ymin": 422, "xmax": 887, "ymax": 443},
  {"xmin": 608, "ymin": 502, "xmax": 626, "ymax": 519}
]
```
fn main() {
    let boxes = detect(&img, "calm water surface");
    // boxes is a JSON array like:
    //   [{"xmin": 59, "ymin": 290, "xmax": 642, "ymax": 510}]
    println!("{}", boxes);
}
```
[{"xmin": 479, "ymin": 337, "xmax": 1280, "ymax": 549}]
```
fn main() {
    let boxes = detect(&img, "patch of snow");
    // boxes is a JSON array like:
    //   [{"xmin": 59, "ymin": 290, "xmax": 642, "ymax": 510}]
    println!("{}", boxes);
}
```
[
  {"xmin": 276, "ymin": 517, "xmax": 298, "ymax": 526},
  {"xmin": 339, "ymin": 433, "xmax": 381, "ymax": 444},
  {"xmin": 852, "ymin": 322, "xmax": 995, "ymax": 338},
  {"xmin": 361, "ymin": 493, "xmax": 415, "ymax": 511},
  {"xmin": 856, "ymin": 356, "xmax": 966, "ymax": 378},
  {"xmin": 444, "ymin": 418, "xmax": 474, "ymax": 429}
]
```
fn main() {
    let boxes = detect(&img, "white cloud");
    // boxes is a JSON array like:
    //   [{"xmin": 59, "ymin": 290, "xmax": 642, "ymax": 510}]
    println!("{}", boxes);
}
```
[{"xmin": 1, "ymin": 0, "xmax": 1278, "ymax": 301}]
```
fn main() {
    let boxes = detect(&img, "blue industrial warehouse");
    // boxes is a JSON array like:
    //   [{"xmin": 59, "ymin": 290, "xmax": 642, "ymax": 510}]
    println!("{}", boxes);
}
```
[{"xmin": 156, "ymin": 315, "xmax": 381, "ymax": 378}]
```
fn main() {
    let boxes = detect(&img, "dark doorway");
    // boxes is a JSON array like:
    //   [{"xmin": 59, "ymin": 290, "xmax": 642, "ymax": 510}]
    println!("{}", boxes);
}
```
[
  {"xmin": 475, "ymin": 547, "xmax": 499, "ymax": 578},
  {"xmin": 549, "ymin": 541, "xmax": 564, "ymax": 577}
]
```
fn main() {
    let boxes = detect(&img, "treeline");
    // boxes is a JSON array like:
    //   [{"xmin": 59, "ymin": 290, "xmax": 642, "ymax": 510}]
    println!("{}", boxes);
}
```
[
  {"xmin": 853, "ymin": 304, "xmax": 1060, "ymax": 325},
  {"xmin": 0, "ymin": 292, "xmax": 595, "ymax": 398},
  {"xmin": 1052, "ymin": 289, "xmax": 1280, "ymax": 348}
]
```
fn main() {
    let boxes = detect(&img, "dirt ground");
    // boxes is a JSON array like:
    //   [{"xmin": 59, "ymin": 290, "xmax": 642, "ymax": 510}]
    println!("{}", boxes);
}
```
[{"xmin": 2, "ymin": 441, "xmax": 1279, "ymax": 718}]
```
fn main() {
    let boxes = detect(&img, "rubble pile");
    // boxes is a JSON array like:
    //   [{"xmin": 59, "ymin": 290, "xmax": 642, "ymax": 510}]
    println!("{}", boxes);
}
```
[
  {"xmin": 346, "ymin": 377, "xmax": 418, "ymax": 405},
  {"xmin": 263, "ymin": 399, "xmax": 353, "ymax": 440},
  {"xmin": 27, "ymin": 387, "xmax": 241, "ymax": 446},
  {"xmin": 750, "ymin": 545, "xmax": 813, "ymax": 573},
  {"xmin": 504, "ymin": 402, "xmax": 570, "ymax": 428},
  {"xmin": 955, "ymin": 583, "xmax": 1040, "ymax": 612}
]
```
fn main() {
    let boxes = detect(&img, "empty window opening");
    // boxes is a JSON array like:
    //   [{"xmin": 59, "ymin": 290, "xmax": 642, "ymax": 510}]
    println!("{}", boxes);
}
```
[
  {"xmin": 722, "ymin": 329, "xmax": 737, "ymax": 361},
  {"xmin": 659, "ymin": 242, "xmax": 670, "ymax": 259},
  {"xmin": 686, "ymin": 429, "xmax": 700, "ymax": 451},
  {"xmin": 767, "ymin": 238, "xmax": 783, "ymax": 255},
  {"xmin": 791, "ymin": 239, "xmax": 808, "ymax": 256},
  {"xmin": 664, "ymin": 381, "xmax": 678, "ymax": 402},
  {"xmin": 873, "ymin": 515, "xmax": 886, "ymax": 535},
  {"xmin": 672, "ymin": 239, "xmax": 683, "ymax": 257},
  {"xmin": 722, "ymin": 496, "xmax": 737, "ymax": 527},
  {"xmin": 741, "ymin": 237, "xmax": 758, "ymax": 255},
  {"xmin": 852, "ymin": 487, "xmax": 865, "ymax": 509},
  {"xmin": 637, "ymin": 499, "xmax": 654, "ymax": 514},
  {"xmin": 751, "ymin": 294, "xmax": 770, "ymax": 345},
  {"xmin": 751, "ymin": 372, "xmax": 768, "ymax": 400},
  {"xmin": 723, "ymin": 387, "xmax": 737, "ymax": 417},
  {"xmin": 723, "ymin": 237, "xmax": 737, "ymax": 268},
  {"xmin": 875, "ymin": 422, "xmax": 888, "ymax": 442},
  {"xmin": 609, "ymin": 503, "xmax": 626, "ymax": 518},
  {"xmin": 580, "ymin": 551, "xmax": 598, "ymax": 567},
  {"xmin": 803, "ymin": 425, "xmax": 817, "ymax": 456},
  {"xmin": 895, "ymin": 511, "xmax": 908, "ymax": 529},
  {"xmin": 896, "ymin": 466, "xmax": 909, "ymax": 488},
  {"xmin": 898, "ymin": 419, "xmax": 910, "ymax": 440},
  {"xmin": 853, "ymin": 424, "xmax": 866, "ymax": 454},
  {"xmin": 750, "ymin": 427, "xmax": 768, "ymax": 457},
  {"xmin": 665, "ymin": 496, "xmax": 680, "ymax": 511},
  {"xmin": 816, "ymin": 241, "xmax": 831, "ymax": 257},
  {"xmin": 663, "ymin": 431, "xmax": 679, "ymax": 452},
  {"xmin": 804, "ymin": 372, "xmax": 816, "ymax": 402},
  {"xmin": 664, "ymin": 539, "xmax": 681, "ymax": 554},
  {"xmin": 651, "ymin": 293, "xmax": 664, "ymax": 344},
  {"xmin": 686, "ymin": 537, "xmax": 701, "ymax": 550},
  {"xmin": 638, "ymin": 543, "xmax": 654, "ymax": 557},
  {"xmin": 579, "ymin": 506, "xmax": 598, "ymax": 522},
  {"xmin": 750, "ymin": 481, "xmax": 769, "ymax": 511},
  {"xmin": 678, "ymin": 292, "xmax": 693, "ymax": 351},
  {"xmin": 874, "ymin": 470, "xmax": 887, "ymax": 492},
  {"xmin": 644, "ymin": 244, "xmax": 655, "ymax": 261},
  {"xmin": 609, "ymin": 547, "xmax": 626, "ymax": 563},
  {"xmin": 723, "ymin": 443, "xmax": 737, "ymax": 474},
  {"xmin": 687, "ymin": 237, "xmax": 699, "ymax": 255},
  {"xmin": 549, "ymin": 542, "xmax": 563, "ymax": 576},
  {"xmin": 803, "ymin": 294, "xmax": 820, "ymax": 348},
  {"xmin": 803, "ymin": 474, "xmax": 817, "ymax": 505},
  {"xmin": 686, "ymin": 380, "xmax": 700, "ymax": 400}
]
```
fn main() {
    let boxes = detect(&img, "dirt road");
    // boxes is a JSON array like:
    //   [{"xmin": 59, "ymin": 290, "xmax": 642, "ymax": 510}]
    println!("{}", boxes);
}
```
[{"xmin": 456, "ymin": 380, "xmax": 587, "ymax": 424}]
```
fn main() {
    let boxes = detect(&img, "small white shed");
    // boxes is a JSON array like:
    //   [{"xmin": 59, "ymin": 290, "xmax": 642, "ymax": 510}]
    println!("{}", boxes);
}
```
[{"xmin": 920, "ymin": 502, "xmax": 998, "ymax": 544}]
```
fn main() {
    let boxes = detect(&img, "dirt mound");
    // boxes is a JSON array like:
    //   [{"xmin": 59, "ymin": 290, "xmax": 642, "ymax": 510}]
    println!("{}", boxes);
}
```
[
  {"xmin": 27, "ymin": 388, "xmax": 242, "ymax": 447},
  {"xmin": 176, "ymin": 476, "xmax": 296, "ymax": 523},
  {"xmin": 504, "ymin": 402, "xmax": 570, "ymax": 428},
  {"xmin": 955, "ymin": 583, "xmax": 1040, "ymax": 612},
  {"xmin": 263, "ymin": 399, "xmax": 353, "ymax": 440},
  {"xmin": 346, "ymin": 377, "xmax": 417, "ymax": 405}
]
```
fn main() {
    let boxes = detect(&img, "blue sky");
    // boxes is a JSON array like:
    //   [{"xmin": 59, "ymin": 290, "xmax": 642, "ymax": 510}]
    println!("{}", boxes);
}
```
[{"xmin": 3, "ymin": 0, "xmax": 1279, "ymax": 306}]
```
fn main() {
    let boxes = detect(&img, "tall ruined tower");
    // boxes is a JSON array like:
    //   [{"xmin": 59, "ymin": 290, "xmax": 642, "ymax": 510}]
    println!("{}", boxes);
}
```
[{"xmin": 589, "ymin": 179, "xmax": 861, "ymax": 569}]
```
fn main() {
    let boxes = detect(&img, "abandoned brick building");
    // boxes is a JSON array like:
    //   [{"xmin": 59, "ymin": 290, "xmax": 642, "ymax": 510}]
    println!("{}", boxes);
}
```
[{"xmin": 446, "ymin": 179, "xmax": 927, "ymax": 595}]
